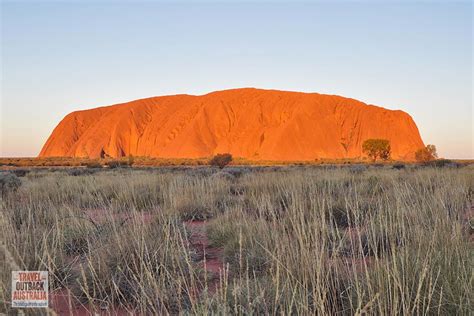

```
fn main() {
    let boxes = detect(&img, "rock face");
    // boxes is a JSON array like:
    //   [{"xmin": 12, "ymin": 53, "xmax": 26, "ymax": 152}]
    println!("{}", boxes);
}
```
[{"xmin": 39, "ymin": 88, "xmax": 425, "ymax": 161}]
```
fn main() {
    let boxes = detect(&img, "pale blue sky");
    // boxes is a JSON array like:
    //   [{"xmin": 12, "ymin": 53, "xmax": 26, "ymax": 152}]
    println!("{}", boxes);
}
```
[{"xmin": 1, "ymin": 1, "xmax": 472, "ymax": 158}]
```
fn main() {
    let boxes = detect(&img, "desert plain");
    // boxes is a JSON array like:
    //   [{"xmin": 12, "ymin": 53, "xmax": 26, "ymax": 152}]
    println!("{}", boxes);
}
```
[{"xmin": 1, "ymin": 159, "xmax": 473, "ymax": 315}]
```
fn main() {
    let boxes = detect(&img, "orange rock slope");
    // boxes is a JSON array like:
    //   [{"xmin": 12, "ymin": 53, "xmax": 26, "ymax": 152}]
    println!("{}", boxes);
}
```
[{"xmin": 39, "ymin": 88, "xmax": 425, "ymax": 161}]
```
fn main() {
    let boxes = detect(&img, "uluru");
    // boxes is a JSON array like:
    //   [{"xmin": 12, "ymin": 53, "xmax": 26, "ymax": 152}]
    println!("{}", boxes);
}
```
[{"xmin": 39, "ymin": 88, "xmax": 425, "ymax": 161}]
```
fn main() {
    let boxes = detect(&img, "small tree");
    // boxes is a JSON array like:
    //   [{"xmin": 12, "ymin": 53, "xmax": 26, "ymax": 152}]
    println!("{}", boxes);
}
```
[
  {"xmin": 209, "ymin": 153, "xmax": 233, "ymax": 169},
  {"xmin": 362, "ymin": 139, "xmax": 391, "ymax": 162},
  {"xmin": 415, "ymin": 144, "xmax": 438, "ymax": 162}
]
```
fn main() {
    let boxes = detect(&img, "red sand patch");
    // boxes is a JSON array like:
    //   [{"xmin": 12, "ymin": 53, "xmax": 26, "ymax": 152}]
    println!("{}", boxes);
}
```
[
  {"xmin": 185, "ymin": 220, "xmax": 225, "ymax": 294},
  {"xmin": 50, "ymin": 288, "xmax": 132, "ymax": 316}
]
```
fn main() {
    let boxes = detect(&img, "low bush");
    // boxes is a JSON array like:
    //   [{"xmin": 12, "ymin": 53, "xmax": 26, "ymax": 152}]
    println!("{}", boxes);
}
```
[
  {"xmin": 0, "ymin": 172, "xmax": 21, "ymax": 195},
  {"xmin": 176, "ymin": 203, "xmax": 213, "ymax": 221},
  {"xmin": 223, "ymin": 167, "xmax": 251, "ymax": 178},
  {"xmin": 84, "ymin": 161, "xmax": 103, "ymax": 168},
  {"xmin": 105, "ymin": 160, "xmax": 130, "ymax": 169},
  {"xmin": 425, "ymin": 159, "xmax": 456, "ymax": 168},
  {"xmin": 392, "ymin": 163, "xmax": 405, "ymax": 170},
  {"xmin": 67, "ymin": 168, "xmax": 97, "ymax": 176},
  {"xmin": 209, "ymin": 171, "xmax": 235, "ymax": 182},
  {"xmin": 209, "ymin": 153, "xmax": 233, "ymax": 169},
  {"xmin": 349, "ymin": 165, "xmax": 367, "ymax": 174},
  {"xmin": 12, "ymin": 169, "xmax": 29, "ymax": 177}
]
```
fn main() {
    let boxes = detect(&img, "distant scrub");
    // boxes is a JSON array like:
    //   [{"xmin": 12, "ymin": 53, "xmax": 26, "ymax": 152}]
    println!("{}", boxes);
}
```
[
  {"xmin": 421, "ymin": 158, "xmax": 460, "ymax": 169},
  {"xmin": 82, "ymin": 161, "xmax": 103, "ymax": 168},
  {"xmin": 67, "ymin": 168, "xmax": 98, "ymax": 176}
]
